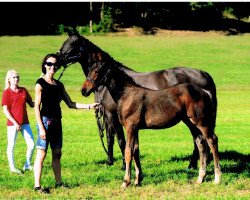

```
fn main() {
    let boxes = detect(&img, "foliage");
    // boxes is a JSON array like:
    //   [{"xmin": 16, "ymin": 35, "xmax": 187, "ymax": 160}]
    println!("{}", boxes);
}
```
[
  {"xmin": 0, "ymin": 34, "xmax": 249, "ymax": 199},
  {"xmin": 228, "ymin": 3, "xmax": 250, "ymax": 20},
  {"xmin": 55, "ymin": 24, "xmax": 65, "ymax": 35},
  {"xmin": 75, "ymin": 6, "xmax": 114, "ymax": 35},
  {"xmin": 0, "ymin": 2, "xmax": 249, "ymax": 35},
  {"xmin": 97, "ymin": 6, "xmax": 114, "ymax": 33}
]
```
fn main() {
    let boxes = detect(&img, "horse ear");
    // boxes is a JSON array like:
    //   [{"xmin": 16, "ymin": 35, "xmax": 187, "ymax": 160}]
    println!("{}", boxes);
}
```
[
  {"xmin": 66, "ymin": 26, "xmax": 73, "ymax": 36},
  {"xmin": 97, "ymin": 52, "xmax": 103, "ymax": 61},
  {"xmin": 91, "ymin": 52, "xmax": 103, "ymax": 62},
  {"xmin": 73, "ymin": 27, "xmax": 80, "ymax": 37},
  {"xmin": 66, "ymin": 26, "xmax": 80, "ymax": 37},
  {"xmin": 91, "ymin": 53, "xmax": 97, "ymax": 61}
]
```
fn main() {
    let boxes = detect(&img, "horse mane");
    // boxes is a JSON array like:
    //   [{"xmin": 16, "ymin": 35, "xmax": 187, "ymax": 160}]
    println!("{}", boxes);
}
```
[
  {"xmin": 80, "ymin": 35, "xmax": 139, "ymax": 87},
  {"xmin": 113, "ymin": 63, "xmax": 141, "ymax": 87},
  {"xmin": 80, "ymin": 35, "xmax": 134, "ymax": 71}
]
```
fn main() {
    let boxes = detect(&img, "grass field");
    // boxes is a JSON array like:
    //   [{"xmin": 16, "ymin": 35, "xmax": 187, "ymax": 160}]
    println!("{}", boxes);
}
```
[{"xmin": 0, "ymin": 32, "xmax": 249, "ymax": 199}]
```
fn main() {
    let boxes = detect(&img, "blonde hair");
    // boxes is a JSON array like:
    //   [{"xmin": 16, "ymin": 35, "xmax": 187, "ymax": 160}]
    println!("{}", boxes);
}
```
[{"xmin": 5, "ymin": 70, "xmax": 19, "ymax": 90}]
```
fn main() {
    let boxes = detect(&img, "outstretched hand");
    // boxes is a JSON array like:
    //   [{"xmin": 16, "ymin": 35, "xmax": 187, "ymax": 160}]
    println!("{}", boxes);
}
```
[{"xmin": 90, "ymin": 102, "xmax": 102, "ymax": 109}]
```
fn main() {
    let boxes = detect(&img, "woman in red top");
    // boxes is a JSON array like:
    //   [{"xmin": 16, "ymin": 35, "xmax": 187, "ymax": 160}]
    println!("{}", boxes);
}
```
[{"xmin": 2, "ymin": 70, "xmax": 35, "ymax": 174}]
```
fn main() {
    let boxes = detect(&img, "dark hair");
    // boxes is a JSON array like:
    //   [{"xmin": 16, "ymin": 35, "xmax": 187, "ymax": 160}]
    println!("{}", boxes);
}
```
[{"xmin": 41, "ymin": 53, "xmax": 61, "ymax": 74}]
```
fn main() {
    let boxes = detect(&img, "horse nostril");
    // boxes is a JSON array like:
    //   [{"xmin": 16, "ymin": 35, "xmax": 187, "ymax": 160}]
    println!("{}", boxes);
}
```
[{"xmin": 81, "ymin": 88, "xmax": 86, "ymax": 96}]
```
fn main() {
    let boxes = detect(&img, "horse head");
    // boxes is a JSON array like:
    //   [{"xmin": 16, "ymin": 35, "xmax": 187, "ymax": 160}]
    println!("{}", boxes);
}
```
[
  {"xmin": 56, "ymin": 29, "xmax": 88, "ymax": 67},
  {"xmin": 81, "ymin": 61, "xmax": 111, "ymax": 97}
]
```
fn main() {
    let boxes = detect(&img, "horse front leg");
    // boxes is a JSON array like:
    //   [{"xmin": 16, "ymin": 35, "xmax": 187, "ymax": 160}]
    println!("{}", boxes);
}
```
[
  {"xmin": 112, "ymin": 115, "xmax": 126, "ymax": 170},
  {"xmin": 133, "ymin": 130, "xmax": 143, "ymax": 186},
  {"xmin": 121, "ymin": 127, "xmax": 134, "ymax": 189},
  {"xmin": 104, "ymin": 115, "xmax": 115, "ymax": 166},
  {"xmin": 195, "ymin": 135, "xmax": 207, "ymax": 184}
]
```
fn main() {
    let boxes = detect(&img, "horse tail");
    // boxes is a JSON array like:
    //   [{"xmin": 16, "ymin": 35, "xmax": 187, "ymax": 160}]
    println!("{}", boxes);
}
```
[
  {"xmin": 202, "ymin": 71, "xmax": 217, "ymax": 123},
  {"xmin": 203, "ymin": 88, "xmax": 216, "ymax": 132}
]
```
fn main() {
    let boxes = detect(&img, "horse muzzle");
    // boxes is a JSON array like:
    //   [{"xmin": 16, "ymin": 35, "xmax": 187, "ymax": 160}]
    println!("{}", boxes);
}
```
[
  {"xmin": 81, "ymin": 88, "xmax": 89, "ymax": 97},
  {"xmin": 81, "ymin": 86, "xmax": 95, "ymax": 97}
]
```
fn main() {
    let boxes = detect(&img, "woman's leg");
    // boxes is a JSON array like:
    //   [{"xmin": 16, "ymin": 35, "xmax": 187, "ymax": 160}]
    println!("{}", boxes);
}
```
[
  {"xmin": 52, "ymin": 148, "xmax": 62, "ymax": 184},
  {"xmin": 21, "ymin": 124, "xmax": 35, "ymax": 168},
  {"xmin": 34, "ymin": 148, "xmax": 47, "ymax": 188},
  {"xmin": 6, "ymin": 126, "xmax": 18, "ymax": 170}
]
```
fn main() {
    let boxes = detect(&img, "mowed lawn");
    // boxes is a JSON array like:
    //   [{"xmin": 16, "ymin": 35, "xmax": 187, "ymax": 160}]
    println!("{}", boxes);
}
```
[{"xmin": 0, "ymin": 32, "xmax": 249, "ymax": 199}]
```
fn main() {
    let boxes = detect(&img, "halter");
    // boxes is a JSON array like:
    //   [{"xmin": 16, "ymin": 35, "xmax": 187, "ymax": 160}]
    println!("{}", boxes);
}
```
[
  {"xmin": 57, "ymin": 45, "xmax": 85, "ymax": 81},
  {"xmin": 87, "ymin": 68, "xmax": 111, "ymax": 89}
]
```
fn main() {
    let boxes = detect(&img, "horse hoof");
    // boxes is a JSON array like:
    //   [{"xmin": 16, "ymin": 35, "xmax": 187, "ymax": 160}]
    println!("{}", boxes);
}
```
[
  {"xmin": 121, "ymin": 181, "xmax": 131, "ymax": 189},
  {"xmin": 134, "ymin": 174, "xmax": 143, "ymax": 186},
  {"xmin": 188, "ymin": 165, "xmax": 197, "ymax": 170},
  {"xmin": 188, "ymin": 163, "xmax": 198, "ymax": 170},
  {"xmin": 214, "ymin": 176, "xmax": 221, "ymax": 184},
  {"xmin": 106, "ymin": 160, "xmax": 113, "ymax": 166},
  {"xmin": 134, "ymin": 180, "xmax": 141, "ymax": 187},
  {"xmin": 214, "ymin": 171, "xmax": 221, "ymax": 184},
  {"xmin": 195, "ymin": 178, "xmax": 203, "ymax": 184},
  {"xmin": 121, "ymin": 164, "xmax": 126, "ymax": 171}
]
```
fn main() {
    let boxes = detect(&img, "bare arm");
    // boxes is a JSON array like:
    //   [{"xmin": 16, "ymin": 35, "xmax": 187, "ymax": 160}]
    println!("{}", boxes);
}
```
[
  {"xmin": 24, "ymin": 88, "xmax": 34, "ymax": 108},
  {"xmin": 27, "ymin": 100, "xmax": 35, "ymax": 108},
  {"xmin": 62, "ymin": 87, "xmax": 99, "ymax": 109},
  {"xmin": 34, "ymin": 83, "xmax": 46, "ymax": 140},
  {"xmin": 2, "ymin": 105, "xmax": 21, "ymax": 131}
]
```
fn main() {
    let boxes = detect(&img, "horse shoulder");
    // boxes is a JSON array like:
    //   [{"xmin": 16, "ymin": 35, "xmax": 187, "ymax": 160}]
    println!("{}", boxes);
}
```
[{"xmin": 117, "ymin": 88, "xmax": 144, "ymax": 126}]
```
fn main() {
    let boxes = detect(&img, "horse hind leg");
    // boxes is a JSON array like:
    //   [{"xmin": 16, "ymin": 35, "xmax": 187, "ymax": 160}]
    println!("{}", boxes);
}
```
[
  {"xmin": 197, "ymin": 126, "xmax": 221, "ymax": 184},
  {"xmin": 133, "ymin": 131, "xmax": 143, "ymax": 186},
  {"xmin": 195, "ymin": 135, "xmax": 207, "ymax": 184},
  {"xmin": 185, "ymin": 120, "xmax": 200, "ymax": 170},
  {"xmin": 187, "ymin": 121, "xmax": 211, "ymax": 170},
  {"xmin": 206, "ymin": 132, "xmax": 221, "ymax": 184}
]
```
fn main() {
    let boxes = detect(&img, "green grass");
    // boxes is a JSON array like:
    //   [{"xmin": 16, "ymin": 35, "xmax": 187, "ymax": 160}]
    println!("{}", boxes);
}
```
[{"xmin": 0, "ymin": 33, "xmax": 249, "ymax": 199}]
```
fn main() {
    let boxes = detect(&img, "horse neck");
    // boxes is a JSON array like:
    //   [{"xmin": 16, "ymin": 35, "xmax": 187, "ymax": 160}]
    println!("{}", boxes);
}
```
[
  {"xmin": 79, "ymin": 60, "xmax": 89, "ymax": 77},
  {"xmin": 79, "ymin": 36, "xmax": 137, "ymax": 78},
  {"xmin": 106, "ymin": 67, "xmax": 135, "ymax": 103}
]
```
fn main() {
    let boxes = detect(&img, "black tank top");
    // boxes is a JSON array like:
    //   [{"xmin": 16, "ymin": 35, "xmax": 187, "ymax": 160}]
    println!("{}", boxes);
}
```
[{"xmin": 36, "ymin": 78, "xmax": 64, "ymax": 119}]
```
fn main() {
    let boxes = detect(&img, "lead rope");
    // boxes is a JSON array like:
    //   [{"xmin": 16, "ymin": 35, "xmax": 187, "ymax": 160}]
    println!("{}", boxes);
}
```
[
  {"xmin": 57, "ymin": 64, "xmax": 71, "ymax": 81},
  {"xmin": 95, "ymin": 89, "xmax": 108, "ymax": 155}
]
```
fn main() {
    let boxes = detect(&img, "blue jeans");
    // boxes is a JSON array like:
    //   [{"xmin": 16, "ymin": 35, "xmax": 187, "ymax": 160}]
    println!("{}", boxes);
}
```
[{"xmin": 36, "ymin": 116, "xmax": 62, "ymax": 150}]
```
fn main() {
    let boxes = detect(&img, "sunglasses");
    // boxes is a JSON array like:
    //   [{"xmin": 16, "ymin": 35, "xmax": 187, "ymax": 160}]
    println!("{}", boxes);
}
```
[
  {"xmin": 12, "ymin": 76, "xmax": 19, "ymax": 79},
  {"xmin": 45, "ymin": 62, "xmax": 59, "ymax": 69}
]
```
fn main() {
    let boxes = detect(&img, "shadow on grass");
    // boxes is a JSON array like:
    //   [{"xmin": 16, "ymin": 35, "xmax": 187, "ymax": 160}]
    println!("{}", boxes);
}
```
[
  {"xmin": 136, "ymin": 150, "xmax": 249, "ymax": 185},
  {"xmin": 93, "ymin": 150, "xmax": 250, "ymax": 175},
  {"xmin": 169, "ymin": 150, "xmax": 250, "ymax": 174},
  {"xmin": 66, "ymin": 150, "xmax": 249, "ymax": 187}
]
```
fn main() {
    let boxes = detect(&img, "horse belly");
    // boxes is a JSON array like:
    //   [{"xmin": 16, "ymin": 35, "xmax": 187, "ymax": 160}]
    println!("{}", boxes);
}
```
[{"xmin": 144, "ymin": 108, "xmax": 181, "ymax": 129}]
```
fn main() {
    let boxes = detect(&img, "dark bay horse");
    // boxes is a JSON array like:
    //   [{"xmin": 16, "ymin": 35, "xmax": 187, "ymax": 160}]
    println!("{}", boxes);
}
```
[
  {"xmin": 56, "ymin": 30, "xmax": 217, "ymax": 169},
  {"xmin": 81, "ymin": 60, "xmax": 221, "ymax": 188}
]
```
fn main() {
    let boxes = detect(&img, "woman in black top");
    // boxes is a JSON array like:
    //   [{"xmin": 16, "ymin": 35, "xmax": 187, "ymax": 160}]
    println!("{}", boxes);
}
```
[{"xmin": 34, "ymin": 53, "xmax": 99, "ymax": 193}]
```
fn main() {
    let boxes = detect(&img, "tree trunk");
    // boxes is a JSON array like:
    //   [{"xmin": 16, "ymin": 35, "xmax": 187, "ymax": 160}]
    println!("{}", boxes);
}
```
[
  {"xmin": 100, "ymin": 2, "xmax": 104, "ymax": 20},
  {"xmin": 89, "ymin": 2, "xmax": 93, "ymax": 34}
]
